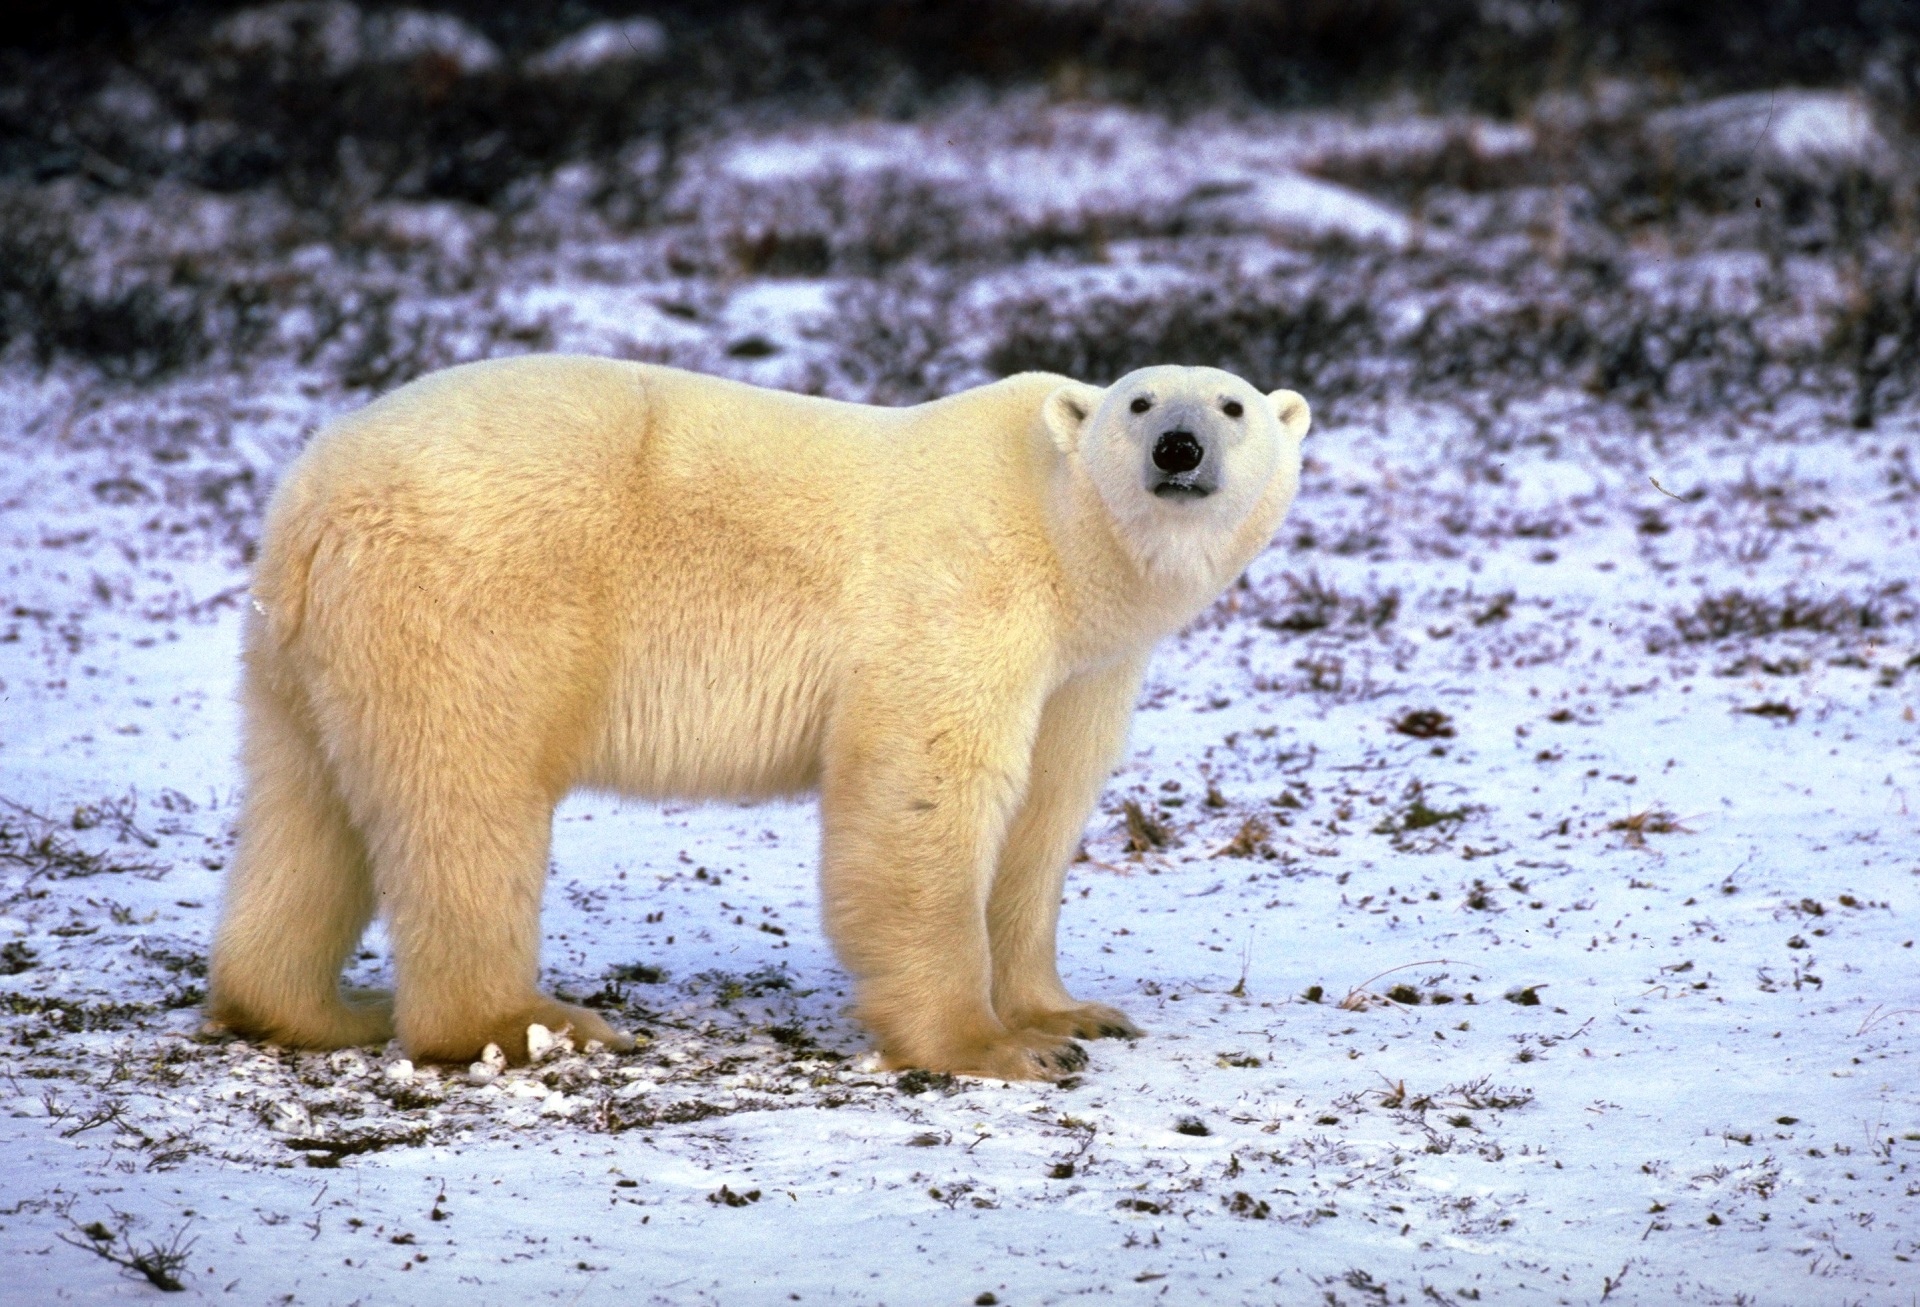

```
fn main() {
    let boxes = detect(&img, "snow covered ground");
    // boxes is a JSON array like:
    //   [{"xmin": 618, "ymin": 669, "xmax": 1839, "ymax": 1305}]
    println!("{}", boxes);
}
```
[{"xmin": 2, "ymin": 87, "xmax": 1919, "ymax": 1307}]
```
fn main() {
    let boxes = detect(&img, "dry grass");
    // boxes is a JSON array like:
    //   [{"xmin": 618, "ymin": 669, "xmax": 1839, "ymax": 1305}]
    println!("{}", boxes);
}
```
[
  {"xmin": 1371, "ymin": 783, "xmax": 1474, "ymax": 852},
  {"xmin": 1391, "ymin": 709, "xmax": 1456, "ymax": 740},
  {"xmin": 1210, "ymin": 815, "xmax": 1271, "ymax": 861},
  {"xmin": 1606, "ymin": 808, "xmax": 1690, "ymax": 848},
  {"xmin": 1121, "ymin": 800, "xmax": 1171, "ymax": 855},
  {"xmin": 0, "ymin": 798, "xmax": 166, "ymax": 886},
  {"xmin": 1663, "ymin": 587, "xmax": 1912, "ymax": 647}
]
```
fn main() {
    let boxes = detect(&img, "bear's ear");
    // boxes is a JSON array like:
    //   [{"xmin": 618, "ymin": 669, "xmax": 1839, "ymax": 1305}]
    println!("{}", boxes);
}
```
[
  {"xmin": 1042, "ymin": 382, "xmax": 1105, "ymax": 454},
  {"xmin": 1267, "ymin": 389, "xmax": 1312, "ymax": 441}
]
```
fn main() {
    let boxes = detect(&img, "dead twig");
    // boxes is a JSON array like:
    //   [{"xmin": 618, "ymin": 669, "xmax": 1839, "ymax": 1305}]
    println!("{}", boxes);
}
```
[
  {"xmin": 58, "ymin": 1214, "xmax": 196, "ymax": 1292},
  {"xmin": 1856, "ymin": 1004, "xmax": 1920, "ymax": 1037},
  {"xmin": 1338, "ymin": 958, "xmax": 1449, "ymax": 1012},
  {"xmin": 1228, "ymin": 929, "xmax": 1255, "ymax": 998},
  {"xmin": 56, "ymin": 1100, "xmax": 126, "ymax": 1138}
]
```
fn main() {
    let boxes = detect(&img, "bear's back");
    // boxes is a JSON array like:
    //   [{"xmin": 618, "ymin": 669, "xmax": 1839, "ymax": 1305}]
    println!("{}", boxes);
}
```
[{"xmin": 259, "ymin": 357, "xmax": 1073, "ymax": 650}]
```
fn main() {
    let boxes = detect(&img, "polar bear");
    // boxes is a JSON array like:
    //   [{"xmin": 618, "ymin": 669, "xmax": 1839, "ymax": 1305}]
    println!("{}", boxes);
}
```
[{"xmin": 206, "ymin": 357, "xmax": 1309, "ymax": 1080}]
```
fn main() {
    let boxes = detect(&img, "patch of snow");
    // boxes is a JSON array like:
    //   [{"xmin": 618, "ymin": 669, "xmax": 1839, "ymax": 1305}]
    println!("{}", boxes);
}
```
[
  {"xmin": 1, "ymin": 96, "xmax": 1917, "ymax": 1305},
  {"xmin": 210, "ymin": 1, "xmax": 366, "ymax": 76},
  {"xmin": 1648, "ymin": 89, "xmax": 1894, "ymax": 179},
  {"xmin": 707, "ymin": 105, "xmax": 1435, "ymax": 249},
  {"xmin": 361, "ymin": 9, "xmax": 501, "ymax": 75},
  {"xmin": 354, "ymin": 200, "xmax": 494, "ymax": 262},
  {"xmin": 1184, "ymin": 173, "xmax": 1416, "ymax": 249},
  {"xmin": 525, "ymin": 18, "xmax": 669, "ymax": 76},
  {"xmin": 209, "ymin": 3, "xmax": 501, "ymax": 77}
]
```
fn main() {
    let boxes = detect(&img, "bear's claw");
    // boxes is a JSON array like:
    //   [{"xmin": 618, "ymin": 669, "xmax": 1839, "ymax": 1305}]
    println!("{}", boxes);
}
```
[{"xmin": 1045, "ymin": 1040, "xmax": 1089, "ymax": 1073}]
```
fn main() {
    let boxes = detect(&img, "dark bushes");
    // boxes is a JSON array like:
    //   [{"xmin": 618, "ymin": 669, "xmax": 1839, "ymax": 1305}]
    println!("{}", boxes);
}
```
[
  {"xmin": 971, "ymin": 255, "xmax": 1821, "ymax": 412},
  {"xmin": 7, "ymin": 1, "xmax": 1916, "ymax": 204},
  {"xmin": 987, "ymin": 274, "xmax": 1382, "ymax": 401},
  {"xmin": 0, "ymin": 200, "xmax": 212, "ymax": 380},
  {"xmin": 680, "ymin": 167, "xmax": 1126, "ymax": 279},
  {"xmin": 1664, "ymin": 586, "xmax": 1912, "ymax": 645},
  {"xmin": 1839, "ymin": 252, "xmax": 1920, "ymax": 428}
]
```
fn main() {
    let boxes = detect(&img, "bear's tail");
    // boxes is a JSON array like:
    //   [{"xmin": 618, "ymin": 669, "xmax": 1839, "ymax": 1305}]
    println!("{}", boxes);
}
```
[{"xmin": 247, "ymin": 463, "xmax": 329, "ymax": 648}]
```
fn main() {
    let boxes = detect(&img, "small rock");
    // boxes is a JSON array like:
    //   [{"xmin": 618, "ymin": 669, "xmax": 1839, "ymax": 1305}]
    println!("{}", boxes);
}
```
[{"xmin": 525, "ymin": 1023, "xmax": 574, "ymax": 1062}]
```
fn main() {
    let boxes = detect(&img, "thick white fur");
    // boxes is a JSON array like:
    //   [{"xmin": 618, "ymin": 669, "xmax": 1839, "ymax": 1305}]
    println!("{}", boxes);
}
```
[{"xmin": 207, "ymin": 357, "xmax": 1309, "ymax": 1078}]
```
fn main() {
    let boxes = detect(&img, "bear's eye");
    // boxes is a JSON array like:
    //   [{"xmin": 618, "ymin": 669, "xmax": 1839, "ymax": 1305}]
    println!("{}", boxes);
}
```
[
  {"xmin": 1129, "ymin": 397, "xmax": 1151, "ymax": 414},
  {"xmin": 1222, "ymin": 400, "xmax": 1244, "ymax": 418}
]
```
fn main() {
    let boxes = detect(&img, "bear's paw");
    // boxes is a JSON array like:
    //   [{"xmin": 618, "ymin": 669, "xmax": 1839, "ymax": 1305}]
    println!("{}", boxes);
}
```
[{"xmin": 1011, "ymin": 1001, "xmax": 1143, "ymax": 1043}]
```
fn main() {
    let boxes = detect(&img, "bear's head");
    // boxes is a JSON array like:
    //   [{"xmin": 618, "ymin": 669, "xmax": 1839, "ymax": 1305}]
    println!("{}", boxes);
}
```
[{"xmin": 1042, "ymin": 365, "xmax": 1310, "ymax": 579}]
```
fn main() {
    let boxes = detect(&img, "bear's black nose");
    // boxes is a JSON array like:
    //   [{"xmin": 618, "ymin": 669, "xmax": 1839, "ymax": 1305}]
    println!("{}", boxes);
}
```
[{"xmin": 1152, "ymin": 431, "xmax": 1203, "ymax": 474}]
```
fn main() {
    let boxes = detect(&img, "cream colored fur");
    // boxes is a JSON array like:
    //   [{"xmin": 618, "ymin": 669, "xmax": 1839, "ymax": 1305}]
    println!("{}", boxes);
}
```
[{"xmin": 207, "ymin": 356, "xmax": 1309, "ymax": 1079}]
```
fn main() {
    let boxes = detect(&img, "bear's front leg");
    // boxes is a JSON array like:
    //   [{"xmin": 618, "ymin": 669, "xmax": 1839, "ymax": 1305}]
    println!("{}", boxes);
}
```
[
  {"xmin": 989, "ymin": 656, "xmax": 1147, "ymax": 1043},
  {"xmin": 818, "ymin": 663, "xmax": 1087, "ymax": 1081}
]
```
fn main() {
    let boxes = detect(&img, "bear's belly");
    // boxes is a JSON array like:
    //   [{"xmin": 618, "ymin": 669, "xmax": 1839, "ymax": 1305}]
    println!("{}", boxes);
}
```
[{"xmin": 577, "ymin": 635, "xmax": 834, "ymax": 803}]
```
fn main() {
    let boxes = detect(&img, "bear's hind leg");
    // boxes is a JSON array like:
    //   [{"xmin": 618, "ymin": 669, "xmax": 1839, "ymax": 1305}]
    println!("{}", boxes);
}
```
[
  {"xmin": 364, "ymin": 788, "xmax": 633, "ymax": 1065},
  {"xmin": 208, "ymin": 664, "xmax": 392, "ymax": 1050}
]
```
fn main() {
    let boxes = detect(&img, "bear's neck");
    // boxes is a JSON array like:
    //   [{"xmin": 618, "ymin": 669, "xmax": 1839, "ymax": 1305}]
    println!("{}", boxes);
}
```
[{"xmin": 1047, "ymin": 467, "xmax": 1285, "ymax": 666}]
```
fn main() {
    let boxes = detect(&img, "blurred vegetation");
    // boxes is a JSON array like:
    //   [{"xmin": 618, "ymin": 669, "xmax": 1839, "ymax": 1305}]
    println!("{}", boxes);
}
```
[
  {"xmin": 0, "ymin": 1, "xmax": 1916, "ymax": 422},
  {"xmin": 3, "ymin": 1, "xmax": 1916, "ymax": 202}
]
